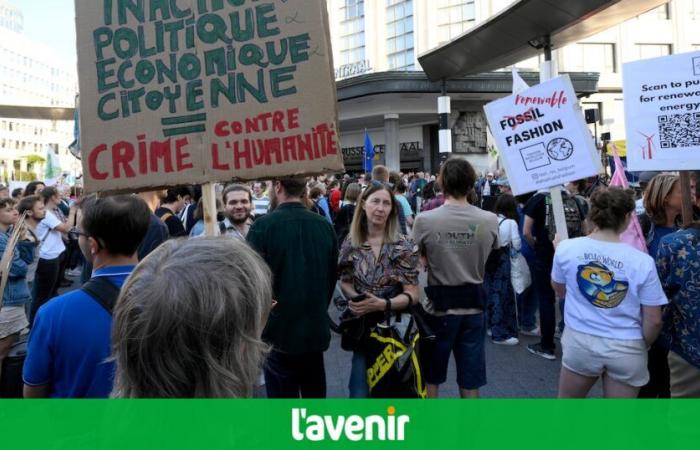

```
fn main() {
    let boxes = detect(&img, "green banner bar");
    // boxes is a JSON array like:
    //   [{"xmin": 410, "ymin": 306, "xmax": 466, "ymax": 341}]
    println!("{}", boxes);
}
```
[
  {"xmin": 162, "ymin": 124, "xmax": 206, "ymax": 137},
  {"xmin": 160, "ymin": 113, "xmax": 208, "ymax": 125},
  {"xmin": 1, "ymin": 400, "xmax": 699, "ymax": 449}
]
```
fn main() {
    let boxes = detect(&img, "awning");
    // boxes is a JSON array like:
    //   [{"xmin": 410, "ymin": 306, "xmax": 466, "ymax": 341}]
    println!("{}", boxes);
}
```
[
  {"xmin": 418, "ymin": 0, "xmax": 668, "ymax": 81},
  {"xmin": 336, "ymin": 70, "xmax": 599, "ymax": 101}
]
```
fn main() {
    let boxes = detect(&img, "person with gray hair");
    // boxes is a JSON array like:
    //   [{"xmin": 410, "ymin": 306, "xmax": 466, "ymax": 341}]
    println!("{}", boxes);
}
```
[{"xmin": 111, "ymin": 237, "xmax": 272, "ymax": 398}]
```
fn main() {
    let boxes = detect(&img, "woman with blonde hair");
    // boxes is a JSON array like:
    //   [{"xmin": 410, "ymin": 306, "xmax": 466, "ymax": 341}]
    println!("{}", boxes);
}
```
[
  {"xmin": 640, "ymin": 173, "xmax": 682, "ymax": 259},
  {"xmin": 338, "ymin": 182, "xmax": 419, "ymax": 397},
  {"xmin": 111, "ymin": 237, "xmax": 272, "ymax": 398},
  {"xmin": 637, "ymin": 173, "xmax": 681, "ymax": 398}
]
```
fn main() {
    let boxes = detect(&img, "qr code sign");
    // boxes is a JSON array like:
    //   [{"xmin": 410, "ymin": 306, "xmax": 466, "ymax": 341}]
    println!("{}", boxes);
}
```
[{"xmin": 658, "ymin": 113, "xmax": 700, "ymax": 148}]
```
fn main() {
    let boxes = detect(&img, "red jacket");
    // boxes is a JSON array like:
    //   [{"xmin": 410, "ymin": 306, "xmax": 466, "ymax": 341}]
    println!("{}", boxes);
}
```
[{"xmin": 330, "ymin": 188, "xmax": 341, "ymax": 213}]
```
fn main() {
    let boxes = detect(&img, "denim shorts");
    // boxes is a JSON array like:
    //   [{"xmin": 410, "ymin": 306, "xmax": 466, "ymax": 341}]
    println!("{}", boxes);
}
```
[{"xmin": 421, "ymin": 313, "xmax": 486, "ymax": 390}]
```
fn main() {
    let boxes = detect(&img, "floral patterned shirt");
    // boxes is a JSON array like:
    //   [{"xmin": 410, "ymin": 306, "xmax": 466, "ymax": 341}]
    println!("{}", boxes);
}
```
[
  {"xmin": 338, "ymin": 235, "xmax": 419, "ymax": 299},
  {"xmin": 656, "ymin": 228, "xmax": 700, "ymax": 369}
]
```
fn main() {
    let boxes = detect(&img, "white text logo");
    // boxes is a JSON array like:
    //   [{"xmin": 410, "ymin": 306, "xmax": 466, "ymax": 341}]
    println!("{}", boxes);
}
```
[{"xmin": 291, "ymin": 406, "xmax": 409, "ymax": 441}]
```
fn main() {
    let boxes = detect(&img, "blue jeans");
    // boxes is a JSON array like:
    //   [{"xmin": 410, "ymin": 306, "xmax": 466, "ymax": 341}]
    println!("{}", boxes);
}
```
[
  {"xmin": 485, "ymin": 249, "xmax": 518, "ymax": 341},
  {"xmin": 516, "ymin": 257, "xmax": 538, "ymax": 331},
  {"xmin": 348, "ymin": 351, "xmax": 369, "ymax": 398}
]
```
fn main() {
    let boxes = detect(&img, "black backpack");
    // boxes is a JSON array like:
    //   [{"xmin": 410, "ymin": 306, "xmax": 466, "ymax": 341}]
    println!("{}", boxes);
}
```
[
  {"xmin": 544, "ymin": 191, "xmax": 585, "ymax": 241},
  {"xmin": 0, "ymin": 277, "xmax": 120, "ymax": 398},
  {"xmin": 81, "ymin": 277, "xmax": 121, "ymax": 314}
]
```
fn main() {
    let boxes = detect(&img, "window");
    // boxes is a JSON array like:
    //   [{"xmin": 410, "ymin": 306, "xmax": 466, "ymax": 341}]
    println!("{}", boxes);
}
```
[
  {"xmin": 560, "ymin": 43, "xmax": 616, "ymax": 73},
  {"xmin": 636, "ymin": 44, "xmax": 672, "ymax": 60},
  {"xmin": 386, "ymin": 0, "xmax": 415, "ymax": 71},
  {"xmin": 339, "ymin": 0, "xmax": 366, "ymax": 68},
  {"xmin": 437, "ymin": 0, "xmax": 475, "ymax": 44},
  {"xmin": 691, "ymin": 0, "xmax": 700, "ymax": 19},
  {"xmin": 343, "ymin": 0, "xmax": 364, "ymax": 20},
  {"xmin": 638, "ymin": 3, "xmax": 670, "ymax": 20}
]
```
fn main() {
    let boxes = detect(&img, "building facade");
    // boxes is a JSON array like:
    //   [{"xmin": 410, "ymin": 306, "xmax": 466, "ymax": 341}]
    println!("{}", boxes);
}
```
[
  {"xmin": 0, "ymin": 0, "xmax": 78, "ymax": 184},
  {"xmin": 328, "ymin": 0, "xmax": 700, "ymax": 173}
]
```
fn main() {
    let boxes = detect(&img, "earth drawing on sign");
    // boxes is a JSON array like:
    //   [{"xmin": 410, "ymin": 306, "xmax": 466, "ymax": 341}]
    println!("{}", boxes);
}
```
[{"xmin": 546, "ymin": 138, "xmax": 574, "ymax": 161}]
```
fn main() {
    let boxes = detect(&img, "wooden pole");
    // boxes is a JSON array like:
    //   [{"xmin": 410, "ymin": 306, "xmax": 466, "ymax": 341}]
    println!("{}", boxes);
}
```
[
  {"xmin": 0, "ymin": 213, "xmax": 27, "ymax": 310},
  {"xmin": 540, "ymin": 36, "xmax": 569, "ymax": 241},
  {"xmin": 679, "ymin": 171, "xmax": 694, "ymax": 226},
  {"xmin": 202, "ymin": 182, "xmax": 219, "ymax": 237}
]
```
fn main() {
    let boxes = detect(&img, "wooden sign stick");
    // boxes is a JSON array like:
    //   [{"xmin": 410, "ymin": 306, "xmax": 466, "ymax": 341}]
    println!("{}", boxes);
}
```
[
  {"xmin": 679, "ymin": 171, "xmax": 694, "ymax": 227},
  {"xmin": 202, "ymin": 182, "xmax": 219, "ymax": 237},
  {"xmin": 0, "ymin": 213, "xmax": 28, "ymax": 311}
]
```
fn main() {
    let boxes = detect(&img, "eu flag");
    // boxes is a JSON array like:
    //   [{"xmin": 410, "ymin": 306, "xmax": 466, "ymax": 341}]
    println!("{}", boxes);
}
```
[{"xmin": 363, "ymin": 130, "xmax": 374, "ymax": 173}]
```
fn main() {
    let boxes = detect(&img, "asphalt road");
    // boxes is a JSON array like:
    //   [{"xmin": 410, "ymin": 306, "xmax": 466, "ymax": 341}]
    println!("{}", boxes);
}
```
[{"xmin": 323, "ymin": 270, "xmax": 605, "ymax": 398}]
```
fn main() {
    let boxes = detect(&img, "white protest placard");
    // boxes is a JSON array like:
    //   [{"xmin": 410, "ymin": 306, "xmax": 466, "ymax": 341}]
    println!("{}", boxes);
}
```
[
  {"xmin": 483, "ymin": 75, "xmax": 601, "ymax": 196},
  {"xmin": 623, "ymin": 51, "xmax": 700, "ymax": 171},
  {"xmin": 76, "ymin": 0, "xmax": 344, "ymax": 193}
]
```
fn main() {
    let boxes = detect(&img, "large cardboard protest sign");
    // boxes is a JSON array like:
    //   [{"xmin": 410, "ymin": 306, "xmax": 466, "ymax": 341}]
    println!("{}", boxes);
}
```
[
  {"xmin": 484, "ymin": 75, "xmax": 601, "ymax": 195},
  {"xmin": 76, "ymin": 0, "xmax": 344, "ymax": 193},
  {"xmin": 623, "ymin": 51, "xmax": 700, "ymax": 171}
]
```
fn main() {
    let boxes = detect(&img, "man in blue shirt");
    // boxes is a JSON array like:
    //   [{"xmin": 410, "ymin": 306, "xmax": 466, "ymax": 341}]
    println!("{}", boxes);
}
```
[{"xmin": 23, "ymin": 194, "xmax": 151, "ymax": 398}]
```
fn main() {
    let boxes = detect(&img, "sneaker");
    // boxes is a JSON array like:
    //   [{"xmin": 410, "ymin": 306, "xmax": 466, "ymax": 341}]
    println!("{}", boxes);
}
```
[
  {"xmin": 486, "ymin": 329, "xmax": 492, "ymax": 337},
  {"xmin": 527, "ymin": 343, "xmax": 556, "ymax": 360},
  {"xmin": 493, "ymin": 337, "xmax": 519, "ymax": 346},
  {"xmin": 521, "ymin": 327, "xmax": 540, "ymax": 337}
]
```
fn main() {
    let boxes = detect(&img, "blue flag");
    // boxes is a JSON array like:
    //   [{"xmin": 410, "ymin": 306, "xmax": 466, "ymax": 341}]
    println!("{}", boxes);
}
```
[{"xmin": 363, "ymin": 130, "xmax": 374, "ymax": 173}]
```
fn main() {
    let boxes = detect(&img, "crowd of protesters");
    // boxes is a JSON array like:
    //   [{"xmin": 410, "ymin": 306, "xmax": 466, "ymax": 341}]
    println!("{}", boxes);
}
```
[{"xmin": 0, "ymin": 159, "xmax": 698, "ymax": 399}]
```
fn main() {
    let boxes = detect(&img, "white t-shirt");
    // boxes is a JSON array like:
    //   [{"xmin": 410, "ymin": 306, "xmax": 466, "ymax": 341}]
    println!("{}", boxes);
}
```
[
  {"xmin": 35, "ymin": 210, "xmax": 65, "ymax": 260},
  {"xmin": 552, "ymin": 237, "xmax": 667, "ymax": 340}
]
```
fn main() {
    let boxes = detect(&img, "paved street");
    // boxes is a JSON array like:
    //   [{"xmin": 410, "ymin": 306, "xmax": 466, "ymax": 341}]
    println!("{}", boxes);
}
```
[
  {"xmin": 325, "ymin": 329, "xmax": 601, "ymax": 398},
  {"xmin": 324, "ymin": 272, "xmax": 604, "ymax": 398}
]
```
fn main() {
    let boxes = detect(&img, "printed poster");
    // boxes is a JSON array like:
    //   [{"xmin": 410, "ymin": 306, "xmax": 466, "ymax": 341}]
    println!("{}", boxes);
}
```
[
  {"xmin": 623, "ymin": 51, "xmax": 700, "ymax": 171},
  {"xmin": 483, "ymin": 75, "xmax": 601, "ymax": 196}
]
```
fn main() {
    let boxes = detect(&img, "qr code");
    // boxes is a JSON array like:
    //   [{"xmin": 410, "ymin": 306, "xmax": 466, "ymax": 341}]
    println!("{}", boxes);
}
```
[{"xmin": 658, "ymin": 113, "xmax": 700, "ymax": 148}]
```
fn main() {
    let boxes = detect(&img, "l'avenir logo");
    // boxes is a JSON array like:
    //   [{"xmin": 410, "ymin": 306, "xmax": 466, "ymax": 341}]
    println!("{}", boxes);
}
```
[{"xmin": 291, "ymin": 406, "xmax": 410, "ymax": 442}]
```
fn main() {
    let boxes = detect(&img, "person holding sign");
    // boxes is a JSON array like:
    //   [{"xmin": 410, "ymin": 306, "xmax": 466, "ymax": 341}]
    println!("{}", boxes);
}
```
[
  {"xmin": 523, "ymin": 191, "xmax": 560, "ymax": 361},
  {"xmin": 552, "ymin": 188, "xmax": 666, "ymax": 398},
  {"xmin": 0, "ymin": 199, "xmax": 35, "ymax": 381}
]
